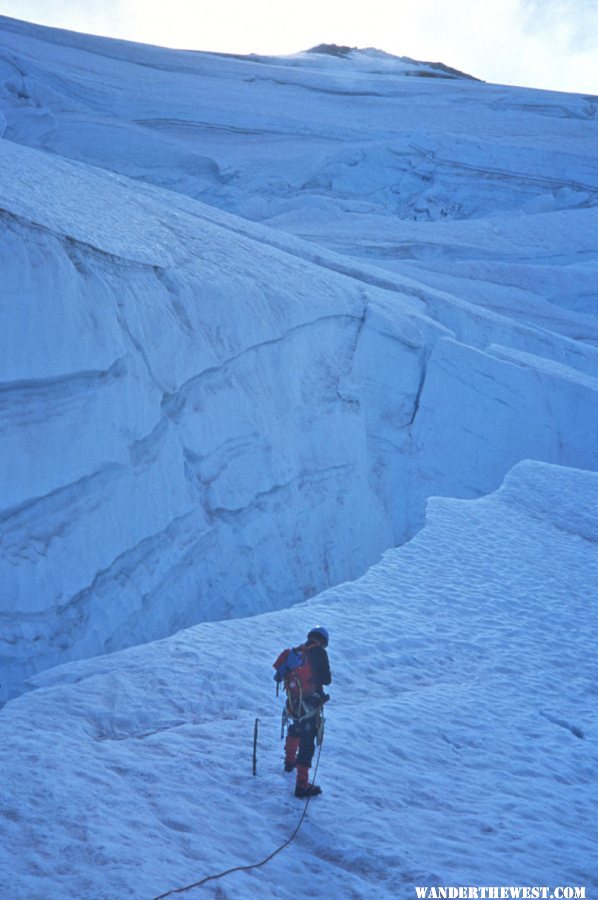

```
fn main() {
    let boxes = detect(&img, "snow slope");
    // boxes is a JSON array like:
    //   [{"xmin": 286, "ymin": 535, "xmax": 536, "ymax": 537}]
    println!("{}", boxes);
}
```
[
  {"xmin": 0, "ymin": 460, "xmax": 596, "ymax": 898},
  {"xmin": 1, "ymin": 17, "xmax": 598, "ymax": 700}
]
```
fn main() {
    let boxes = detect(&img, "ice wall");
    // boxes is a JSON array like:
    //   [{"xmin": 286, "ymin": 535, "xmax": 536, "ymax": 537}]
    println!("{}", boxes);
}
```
[
  {"xmin": 0, "ymin": 138, "xmax": 416, "ymax": 699},
  {"xmin": 1, "ymin": 18, "xmax": 597, "ymax": 700}
]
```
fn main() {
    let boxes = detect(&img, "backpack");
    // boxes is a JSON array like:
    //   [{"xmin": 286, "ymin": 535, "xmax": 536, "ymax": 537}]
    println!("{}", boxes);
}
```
[
  {"xmin": 272, "ymin": 646, "xmax": 305, "ymax": 683},
  {"xmin": 273, "ymin": 644, "xmax": 316, "ymax": 704}
]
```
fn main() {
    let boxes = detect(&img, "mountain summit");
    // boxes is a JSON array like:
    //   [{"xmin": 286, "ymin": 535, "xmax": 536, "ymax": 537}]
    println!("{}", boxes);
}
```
[{"xmin": 306, "ymin": 42, "xmax": 481, "ymax": 79}]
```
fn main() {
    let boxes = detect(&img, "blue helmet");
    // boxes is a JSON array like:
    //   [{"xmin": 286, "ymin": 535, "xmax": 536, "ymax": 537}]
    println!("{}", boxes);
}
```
[{"xmin": 307, "ymin": 626, "xmax": 329, "ymax": 647}]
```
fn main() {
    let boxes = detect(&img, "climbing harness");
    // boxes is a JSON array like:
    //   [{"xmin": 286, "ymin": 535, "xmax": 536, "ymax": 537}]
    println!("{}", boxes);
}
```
[{"xmin": 280, "ymin": 698, "xmax": 324, "ymax": 744}]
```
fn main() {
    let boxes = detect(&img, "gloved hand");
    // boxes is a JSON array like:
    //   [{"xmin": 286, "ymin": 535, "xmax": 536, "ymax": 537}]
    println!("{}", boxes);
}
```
[{"xmin": 320, "ymin": 693, "xmax": 330, "ymax": 705}]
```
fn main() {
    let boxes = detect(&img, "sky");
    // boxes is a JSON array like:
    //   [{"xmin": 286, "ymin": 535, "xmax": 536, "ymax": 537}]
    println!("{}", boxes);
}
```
[{"xmin": 0, "ymin": 0, "xmax": 597, "ymax": 94}]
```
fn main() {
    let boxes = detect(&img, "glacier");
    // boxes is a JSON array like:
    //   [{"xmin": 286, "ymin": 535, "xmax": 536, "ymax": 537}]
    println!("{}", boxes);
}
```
[
  {"xmin": 0, "ymin": 15, "xmax": 597, "ymax": 708},
  {"xmin": 1, "ymin": 13, "xmax": 597, "ymax": 898},
  {"xmin": 1, "ymin": 460, "xmax": 596, "ymax": 897}
]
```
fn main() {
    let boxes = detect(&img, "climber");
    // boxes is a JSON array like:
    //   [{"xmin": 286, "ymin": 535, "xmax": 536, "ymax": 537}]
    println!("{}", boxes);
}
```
[{"xmin": 273, "ymin": 626, "xmax": 331, "ymax": 798}]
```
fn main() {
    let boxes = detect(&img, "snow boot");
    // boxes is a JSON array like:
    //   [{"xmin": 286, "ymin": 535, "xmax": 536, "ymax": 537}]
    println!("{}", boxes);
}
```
[
  {"xmin": 295, "ymin": 783, "xmax": 322, "ymax": 798},
  {"xmin": 284, "ymin": 735, "xmax": 300, "ymax": 772},
  {"xmin": 294, "ymin": 764, "xmax": 321, "ymax": 798}
]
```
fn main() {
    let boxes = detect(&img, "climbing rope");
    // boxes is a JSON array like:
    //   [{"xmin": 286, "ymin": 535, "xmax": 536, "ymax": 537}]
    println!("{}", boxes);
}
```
[
  {"xmin": 152, "ymin": 725, "xmax": 325, "ymax": 899},
  {"xmin": 284, "ymin": 671, "xmax": 303, "ymax": 719}
]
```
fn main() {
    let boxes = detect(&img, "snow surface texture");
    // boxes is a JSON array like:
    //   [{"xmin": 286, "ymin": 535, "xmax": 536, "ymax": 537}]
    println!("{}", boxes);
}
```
[
  {"xmin": 1, "ymin": 17, "xmax": 598, "ymax": 699},
  {"xmin": 0, "ymin": 461, "xmax": 596, "ymax": 898}
]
